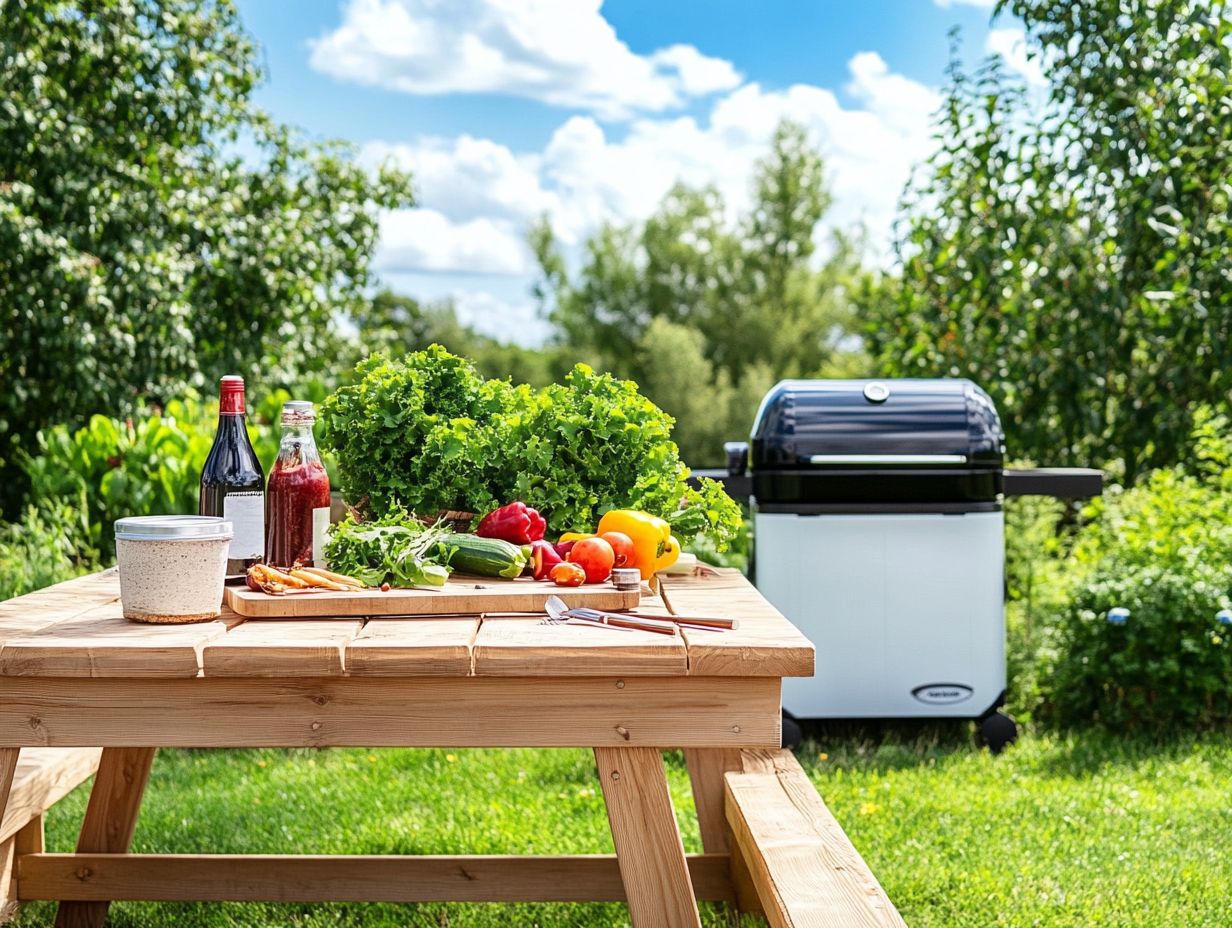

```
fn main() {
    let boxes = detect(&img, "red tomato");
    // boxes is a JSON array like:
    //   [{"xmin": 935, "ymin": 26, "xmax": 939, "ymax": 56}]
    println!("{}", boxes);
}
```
[
  {"xmin": 549, "ymin": 562, "xmax": 586, "ymax": 587},
  {"xmin": 600, "ymin": 531, "xmax": 635, "ymax": 568},
  {"xmin": 567, "ymin": 537, "xmax": 615, "ymax": 583}
]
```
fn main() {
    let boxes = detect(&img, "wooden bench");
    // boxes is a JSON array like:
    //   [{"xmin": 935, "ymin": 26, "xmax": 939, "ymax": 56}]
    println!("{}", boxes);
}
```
[
  {"xmin": 724, "ymin": 749, "xmax": 908, "ymax": 927},
  {"xmin": 1, "ymin": 748, "xmax": 101, "ymax": 923}
]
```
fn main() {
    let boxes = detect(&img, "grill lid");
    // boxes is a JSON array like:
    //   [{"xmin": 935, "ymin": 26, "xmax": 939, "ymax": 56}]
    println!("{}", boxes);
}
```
[{"xmin": 750, "ymin": 379, "xmax": 1005, "ymax": 505}]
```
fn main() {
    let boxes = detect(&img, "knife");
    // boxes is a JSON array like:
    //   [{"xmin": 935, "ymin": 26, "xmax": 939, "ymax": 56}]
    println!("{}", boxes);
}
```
[{"xmin": 544, "ymin": 595, "xmax": 679, "ymax": 636}]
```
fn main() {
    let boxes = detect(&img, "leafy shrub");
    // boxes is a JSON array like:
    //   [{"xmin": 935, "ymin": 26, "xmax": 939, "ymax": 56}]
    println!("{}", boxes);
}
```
[
  {"xmin": 23, "ymin": 401, "xmax": 217, "ymax": 557},
  {"xmin": 1002, "ymin": 493, "xmax": 1079, "ymax": 722},
  {"xmin": 320, "ymin": 346, "xmax": 743, "ymax": 546},
  {"xmin": 15, "ymin": 389, "xmax": 333, "ymax": 569},
  {"xmin": 0, "ymin": 501, "xmax": 96, "ymax": 600},
  {"xmin": 1048, "ymin": 559, "xmax": 1232, "ymax": 732},
  {"xmin": 1043, "ymin": 410, "xmax": 1232, "ymax": 730}
]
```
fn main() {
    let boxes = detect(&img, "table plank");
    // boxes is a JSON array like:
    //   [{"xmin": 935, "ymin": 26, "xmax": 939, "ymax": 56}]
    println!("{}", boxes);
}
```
[
  {"xmin": 19, "ymin": 852, "xmax": 735, "ymax": 904},
  {"xmin": 0, "ymin": 676, "xmax": 782, "ymax": 748},
  {"xmin": 661, "ymin": 570, "xmax": 814, "ymax": 678},
  {"xmin": 0, "ymin": 602, "xmax": 239, "ymax": 678},
  {"xmin": 346, "ymin": 617, "xmax": 477, "ymax": 676},
  {"xmin": 0, "ymin": 571, "xmax": 122, "ymax": 648},
  {"xmin": 471, "ymin": 589, "xmax": 686, "ymax": 677},
  {"xmin": 200, "ymin": 621, "xmax": 363, "ymax": 677},
  {"xmin": 472, "ymin": 616, "xmax": 688, "ymax": 676}
]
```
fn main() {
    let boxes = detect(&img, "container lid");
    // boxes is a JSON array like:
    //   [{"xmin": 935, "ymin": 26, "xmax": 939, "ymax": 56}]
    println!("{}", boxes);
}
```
[
  {"xmin": 281, "ymin": 400, "xmax": 316, "ymax": 425},
  {"xmin": 114, "ymin": 515, "xmax": 234, "ymax": 541},
  {"xmin": 611, "ymin": 568, "xmax": 641, "ymax": 586}
]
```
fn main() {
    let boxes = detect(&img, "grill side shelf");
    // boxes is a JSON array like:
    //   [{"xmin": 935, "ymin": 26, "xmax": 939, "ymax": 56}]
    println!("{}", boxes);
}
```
[{"xmin": 1002, "ymin": 468, "xmax": 1102, "ymax": 499}]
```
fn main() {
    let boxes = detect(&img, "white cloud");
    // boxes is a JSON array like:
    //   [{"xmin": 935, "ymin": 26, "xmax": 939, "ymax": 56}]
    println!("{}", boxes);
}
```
[
  {"xmin": 363, "ymin": 136, "xmax": 555, "ymax": 223},
  {"xmin": 310, "ymin": 0, "xmax": 741, "ymax": 120},
  {"xmin": 453, "ymin": 290, "xmax": 550, "ymax": 346},
  {"xmin": 649, "ymin": 44, "xmax": 742, "ymax": 96},
  {"xmin": 374, "ymin": 209, "xmax": 528, "ymax": 275},
  {"xmin": 535, "ymin": 52, "xmax": 941, "ymax": 250},
  {"xmin": 366, "ymin": 52, "xmax": 942, "ymax": 338},
  {"xmin": 933, "ymin": 0, "xmax": 996, "ymax": 8},
  {"xmin": 985, "ymin": 27, "xmax": 1048, "ymax": 88}
]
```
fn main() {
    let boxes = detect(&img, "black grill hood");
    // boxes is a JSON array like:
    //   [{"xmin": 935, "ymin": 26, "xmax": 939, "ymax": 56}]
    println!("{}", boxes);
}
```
[{"xmin": 751, "ymin": 379, "xmax": 1005, "ymax": 505}]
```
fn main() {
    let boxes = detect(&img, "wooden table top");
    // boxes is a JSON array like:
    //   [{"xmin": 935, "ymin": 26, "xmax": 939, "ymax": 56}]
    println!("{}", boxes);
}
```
[{"xmin": 0, "ymin": 568, "xmax": 814, "ymax": 681}]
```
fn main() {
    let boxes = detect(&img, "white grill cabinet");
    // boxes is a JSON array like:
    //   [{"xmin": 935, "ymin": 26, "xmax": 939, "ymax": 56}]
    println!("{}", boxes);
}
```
[{"xmin": 749, "ymin": 379, "xmax": 1016, "ymax": 749}]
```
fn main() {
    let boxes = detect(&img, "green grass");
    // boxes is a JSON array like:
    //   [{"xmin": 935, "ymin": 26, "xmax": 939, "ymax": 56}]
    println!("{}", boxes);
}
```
[{"xmin": 14, "ymin": 729, "xmax": 1232, "ymax": 927}]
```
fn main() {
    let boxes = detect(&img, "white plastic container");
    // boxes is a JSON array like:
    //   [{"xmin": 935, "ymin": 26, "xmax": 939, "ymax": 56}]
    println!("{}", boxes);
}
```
[{"xmin": 114, "ymin": 516, "xmax": 232, "ymax": 624}]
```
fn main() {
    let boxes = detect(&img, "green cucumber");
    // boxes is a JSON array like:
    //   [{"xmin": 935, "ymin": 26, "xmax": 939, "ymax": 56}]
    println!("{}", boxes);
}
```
[{"xmin": 440, "ymin": 533, "xmax": 527, "ymax": 579}]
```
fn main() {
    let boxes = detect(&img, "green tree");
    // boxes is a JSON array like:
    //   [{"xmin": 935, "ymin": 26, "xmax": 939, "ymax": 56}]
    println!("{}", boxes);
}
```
[
  {"xmin": 0, "ymin": 0, "xmax": 413, "ymax": 512},
  {"xmin": 868, "ymin": 1, "xmax": 1232, "ymax": 481},
  {"xmin": 532, "ymin": 121, "xmax": 869, "ymax": 465},
  {"xmin": 352, "ymin": 290, "xmax": 572, "ymax": 388}
]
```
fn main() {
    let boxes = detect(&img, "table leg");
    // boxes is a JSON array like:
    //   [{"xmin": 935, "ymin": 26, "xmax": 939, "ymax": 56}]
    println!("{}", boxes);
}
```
[
  {"xmin": 0, "ymin": 748, "xmax": 20, "ymax": 920},
  {"xmin": 594, "ymin": 746, "xmax": 701, "ymax": 928},
  {"xmin": 684, "ymin": 748, "xmax": 762, "ymax": 917},
  {"xmin": 55, "ymin": 747, "xmax": 156, "ymax": 928}
]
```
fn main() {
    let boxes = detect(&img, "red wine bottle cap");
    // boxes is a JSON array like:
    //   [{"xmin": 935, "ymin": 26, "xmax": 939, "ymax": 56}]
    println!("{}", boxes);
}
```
[{"xmin": 219, "ymin": 375, "xmax": 246, "ymax": 414}]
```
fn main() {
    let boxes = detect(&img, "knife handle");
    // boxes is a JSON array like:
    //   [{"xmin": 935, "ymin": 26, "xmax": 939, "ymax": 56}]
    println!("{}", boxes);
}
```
[
  {"xmin": 600, "ymin": 613, "xmax": 679, "ymax": 636},
  {"xmin": 666, "ymin": 615, "xmax": 738, "ymax": 630}
]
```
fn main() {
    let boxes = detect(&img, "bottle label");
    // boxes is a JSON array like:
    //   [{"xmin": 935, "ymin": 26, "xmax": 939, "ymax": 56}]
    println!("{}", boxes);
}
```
[
  {"xmin": 223, "ymin": 492, "xmax": 265, "ymax": 559},
  {"xmin": 312, "ymin": 506, "xmax": 331, "ymax": 568}
]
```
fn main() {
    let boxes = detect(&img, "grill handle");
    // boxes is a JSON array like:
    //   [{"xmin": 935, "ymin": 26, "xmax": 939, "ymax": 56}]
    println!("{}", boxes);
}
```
[{"xmin": 806, "ymin": 453, "xmax": 968, "ymax": 465}]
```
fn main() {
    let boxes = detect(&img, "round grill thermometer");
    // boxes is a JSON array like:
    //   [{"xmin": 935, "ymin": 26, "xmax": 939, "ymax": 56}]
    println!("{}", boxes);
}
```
[{"xmin": 863, "ymin": 381, "xmax": 890, "ymax": 403}]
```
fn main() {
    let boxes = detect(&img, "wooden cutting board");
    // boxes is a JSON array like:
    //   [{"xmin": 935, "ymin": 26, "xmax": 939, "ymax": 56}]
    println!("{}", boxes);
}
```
[{"xmin": 223, "ymin": 575, "xmax": 643, "ymax": 618}]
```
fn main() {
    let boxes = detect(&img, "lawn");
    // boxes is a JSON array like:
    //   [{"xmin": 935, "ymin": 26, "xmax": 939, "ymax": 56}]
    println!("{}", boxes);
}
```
[{"xmin": 14, "ymin": 729, "xmax": 1232, "ymax": 927}]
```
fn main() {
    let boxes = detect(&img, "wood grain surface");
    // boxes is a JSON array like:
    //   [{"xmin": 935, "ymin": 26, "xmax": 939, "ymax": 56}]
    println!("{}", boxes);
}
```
[
  {"xmin": 0, "ymin": 749, "xmax": 101, "ymax": 844},
  {"xmin": 660, "ymin": 569, "xmax": 815, "ymax": 678},
  {"xmin": 346, "ymin": 617, "xmax": 477, "ymax": 676},
  {"xmin": 595, "ymin": 746, "xmax": 701, "ymax": 928},
  {"xmin": 200, "ymin": 620, "xmax": 364, "ymax": 677},
  {"xmin": 0, "ymin": 602, "xmax": 238, "ymax": 679},
  {"xmin": 725, "ymin": 749, "xmax": 908, "ymax": 928},
  {"xmin": 472, "ymin": 616, "xmax": 688, "ymax": 676},
  {"xmin": 0, "ymin": 569, "xmax": 813, "ymax": 682},
  {"xmin": 0, "ymin": 572, "xmax": 122, "ymax": 648},
  {"xmin": 55, "ymin": 746, "xmax": 156, "ymax": 928},
  {"xmin": 0, "ymin": 676, "xmax": 781, "ymax": 748},
  {"xmin": 17, "ymin": 852, "xmax": 734, "ymax": 904},
  {"xmin": 224, "ymin": 577, "xmax": 641, "ymax": 618}
]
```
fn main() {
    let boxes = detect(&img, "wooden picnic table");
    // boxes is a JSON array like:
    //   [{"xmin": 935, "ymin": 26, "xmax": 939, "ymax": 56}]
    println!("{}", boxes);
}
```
[{"xmin": 0, "ymin": 566, "xmax": 815, "ymax": 928}]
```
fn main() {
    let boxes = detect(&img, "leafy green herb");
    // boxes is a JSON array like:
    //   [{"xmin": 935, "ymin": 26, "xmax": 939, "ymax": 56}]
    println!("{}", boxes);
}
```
[
  {"xmin": 320, "ymin": 347, "xmax": 743, "ymax": 548},
  {"xmin": 323, "ymin": 508, "xmax": 453, "ymax": 589}
]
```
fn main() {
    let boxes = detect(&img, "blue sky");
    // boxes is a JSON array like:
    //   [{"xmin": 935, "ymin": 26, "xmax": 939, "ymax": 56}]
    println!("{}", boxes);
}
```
[{"xmin": 233, "ymin": 0, "xmax": 1032, "ymax": 343}]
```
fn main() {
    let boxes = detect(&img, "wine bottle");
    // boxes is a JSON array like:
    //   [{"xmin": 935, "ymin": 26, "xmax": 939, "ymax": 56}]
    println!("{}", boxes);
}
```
[{"xmin": 199, "ymin": 375, "xmax": 265, "ymax": 578}]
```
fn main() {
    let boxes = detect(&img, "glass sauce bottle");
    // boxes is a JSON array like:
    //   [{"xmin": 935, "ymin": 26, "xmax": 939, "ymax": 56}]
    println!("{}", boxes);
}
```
[
  {"xmin": 265, "ymin": 401, "xmax": 331, "ymax": 568},
  {"xmin": 199, "ymin": 375, "xmax": 265, "ymax": 579}
]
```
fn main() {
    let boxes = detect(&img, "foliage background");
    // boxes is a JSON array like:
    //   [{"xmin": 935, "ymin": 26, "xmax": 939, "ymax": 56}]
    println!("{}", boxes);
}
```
[
  {"xmin": 866, "ymin": 0, "xmax": 1232, "ymax": 482},
  {"xmin": 3, "ymin": 0, "xmax": 1232, "ymax": 734},
  {"xmin": 0, "ymin": 0, "xmax": 412, "ymax": 515}
]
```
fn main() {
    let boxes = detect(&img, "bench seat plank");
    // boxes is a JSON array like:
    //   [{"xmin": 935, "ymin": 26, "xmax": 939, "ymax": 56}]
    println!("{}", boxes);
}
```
[
  {"xmin": 1, "ymin": 749, "xmax": 101, "ymax": 844},
  {"xmin": 725, "ymin": 749, "xmax": 907, "ymax": 928}
]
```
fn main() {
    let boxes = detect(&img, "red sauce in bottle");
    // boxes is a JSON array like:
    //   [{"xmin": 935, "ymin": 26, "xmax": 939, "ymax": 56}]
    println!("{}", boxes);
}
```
[{"xmin": 265, "ymin": 401, "xmax": 331, "ymax": 568}]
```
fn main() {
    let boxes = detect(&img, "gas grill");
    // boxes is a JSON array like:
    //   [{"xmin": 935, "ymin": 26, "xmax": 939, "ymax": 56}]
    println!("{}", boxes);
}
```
[{"xmin": 701, "ymin": 378, "xmax": 1101, "ymax": 751}]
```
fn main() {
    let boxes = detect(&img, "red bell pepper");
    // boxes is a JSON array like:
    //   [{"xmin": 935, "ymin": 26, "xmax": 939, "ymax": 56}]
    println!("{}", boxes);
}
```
[
  {"xmin": 530, "ymin": 539, "xmax": 563, "ymax": 580},
  {"xmin": 475, "ymin": 502, "xmax": 546, "ymax": 545}
]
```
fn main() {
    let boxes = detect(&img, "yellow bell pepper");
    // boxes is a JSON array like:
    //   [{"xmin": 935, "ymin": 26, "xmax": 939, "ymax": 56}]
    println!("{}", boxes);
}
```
[
  {"xmin": 558, "ymin": 531, "xmax": 596, "ymax": 543},
  {"xmin": 597, "ymin": 510, "xmax": 679, "ymax": 579}
]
